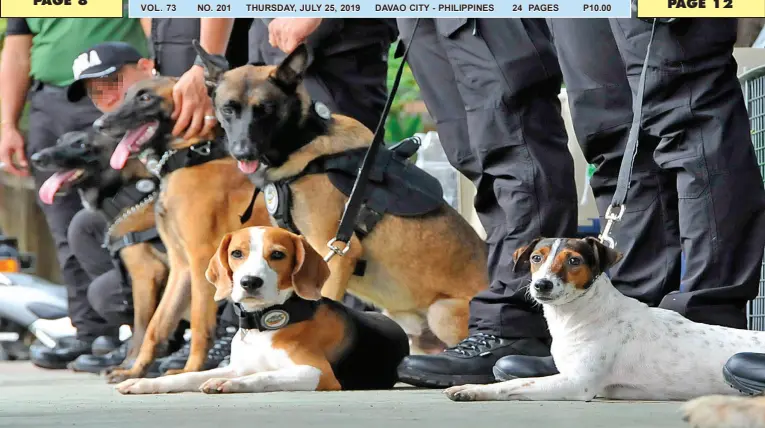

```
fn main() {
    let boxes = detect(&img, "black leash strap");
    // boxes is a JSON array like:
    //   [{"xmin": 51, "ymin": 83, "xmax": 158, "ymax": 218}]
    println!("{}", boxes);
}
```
[
  {"xmin": 598, "ymin": 18, "xmax": 658, "ymax": 249},
  {"xmin": 239, "ymin": 187, "xmax": 261, "ymax": 224},
  {"xmin": 323, "ymin": 18, "xmax": 421, "ymax": 262}
]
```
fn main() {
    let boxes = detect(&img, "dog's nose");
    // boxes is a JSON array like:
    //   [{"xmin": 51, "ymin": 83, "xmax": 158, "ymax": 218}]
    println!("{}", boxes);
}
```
[
  {"xmin": 29, "ymin": 151, "xmax": 49, "ymax": 167},
  {"xmin": 229, "ymin": 141, "xmax": 255, "ymax": 160},
  {"xmin": 534, "ymin": 279, "xmax": 554, "ymax": 293},
  {"xmin": 240, "ymin": 275, "xmax": 264, "ymax": 291}
]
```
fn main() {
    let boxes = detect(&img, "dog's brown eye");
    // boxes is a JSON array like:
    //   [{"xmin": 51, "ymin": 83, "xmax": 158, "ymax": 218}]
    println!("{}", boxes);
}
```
[
  {"xmin": 230, "ymin": 250, "xmax": 243, "ymax": 259},
  {"xmin": 139, "ymin": 93, "xmax": 152, "ymax": 103},
  {"xmin": 220, "ymin": 107, "xmax": 234, "ymax": 116},
  {"xmin": 568, "ymin": 257, "xmax": 582, "ymax": 266},
  {"xmin": 530, "ymin": 254, "xmax": 543, "ymax": 264},
  {"xmin": 270, "ymin": 251, "xmax": 286, "ymax": 260}
]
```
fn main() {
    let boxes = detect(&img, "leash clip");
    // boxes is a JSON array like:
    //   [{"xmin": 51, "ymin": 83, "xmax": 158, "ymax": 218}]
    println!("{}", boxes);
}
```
[
  {"xmin": 190, "ymin": 141, "xmax": 212, "ymax": 156},
  {"xmin": 598, "ymin": 204, "xmax": 625, "ymax": 249},
  {"xmin": 324, "ymin": 238, "xmax": 350, "ymax": 262}
]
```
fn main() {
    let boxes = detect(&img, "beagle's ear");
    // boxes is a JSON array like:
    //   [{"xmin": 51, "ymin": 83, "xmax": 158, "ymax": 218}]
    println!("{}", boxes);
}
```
[
  {"xmin": 291, "ymin": 234, "xmax": 329, "ymax": 301},
  {"xmin": 192, "ymin": 39, "xmax": 229, "ymax": 96},
  {"xmin": 206, "ymin": 233, "xmax": 234, "ymax": 301},
  {"xmin": 271, "ymin": 44, "xmax": 311, "ymax": 92},
  {"xmin": 584, "ymin": 237, "xmax": 623, "ymax": 274},
  {"xmin": 512, "ymin": 237, "xmax": 543, "ymax": 273}
]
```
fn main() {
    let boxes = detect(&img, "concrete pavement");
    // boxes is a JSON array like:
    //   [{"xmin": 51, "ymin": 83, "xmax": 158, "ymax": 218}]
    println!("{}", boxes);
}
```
[{"xmin": 0, "ymin": 362, "xmax": 689, "ymax": 428}]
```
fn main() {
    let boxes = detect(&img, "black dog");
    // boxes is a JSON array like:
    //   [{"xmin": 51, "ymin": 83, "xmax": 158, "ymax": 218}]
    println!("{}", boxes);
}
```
[{"xmin": 30, "ymin": 129, "xmax": 169, "ymax": 368}]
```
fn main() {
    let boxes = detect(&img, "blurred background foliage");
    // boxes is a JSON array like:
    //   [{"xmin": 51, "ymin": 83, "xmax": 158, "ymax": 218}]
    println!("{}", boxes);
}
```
[{"xmin": 384, "ymin": 42, "xmax": 425, "ymax": 144}]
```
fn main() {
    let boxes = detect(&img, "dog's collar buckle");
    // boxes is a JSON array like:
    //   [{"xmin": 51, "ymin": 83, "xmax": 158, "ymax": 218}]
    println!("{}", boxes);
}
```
[{"xmin": 190, "ymin": 141, "xmax": 212, "ymax": 156}]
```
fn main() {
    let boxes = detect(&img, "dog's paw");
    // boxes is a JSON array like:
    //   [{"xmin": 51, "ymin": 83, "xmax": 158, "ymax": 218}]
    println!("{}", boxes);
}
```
[
  {"xmin": 200, "ymin": 378, "xmax": 238, "ymax": 394},
  {"xmin": 105, "ymin": 369, "xmax": 140, "ymax": 384},
  {"xmin": 444, "ymin": 384, "xmax": 487, "ymax": 402},
  {"xmin": 115, "ymin": 378, "xmax": 157, "ymax": 395},
  {"xmin": 681, "ymin": 395, "xmax": 765, "ymax": 428}
]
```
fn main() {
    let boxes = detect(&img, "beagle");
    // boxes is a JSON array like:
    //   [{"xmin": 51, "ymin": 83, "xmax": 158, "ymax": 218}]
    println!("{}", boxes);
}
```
[{"xmin": 116, "ymin": 226, "xmax": 409, "ymax": 394}]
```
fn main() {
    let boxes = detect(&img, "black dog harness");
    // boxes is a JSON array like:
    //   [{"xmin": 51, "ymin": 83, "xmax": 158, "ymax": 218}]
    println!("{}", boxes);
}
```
[
  {"xmin": 243, "ymin": 101, "xmax": 445, "ymax": 276},
  {"xmin": 233, "ymin": 294, "xmax": 410, "ymax": 390},
  {"xmin": 155, "ymin": 139, "xmax": 230, "ymax": 176},
  {"xmin": 102, "ymin": 177, "xmax": 165, "ymax": 256}
]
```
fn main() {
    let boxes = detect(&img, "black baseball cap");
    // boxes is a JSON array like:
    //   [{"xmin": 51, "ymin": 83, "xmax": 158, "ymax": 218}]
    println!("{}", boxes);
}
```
[{"xmin": 67, "ymin": 41, "xmax": 144, "ymax": 102}]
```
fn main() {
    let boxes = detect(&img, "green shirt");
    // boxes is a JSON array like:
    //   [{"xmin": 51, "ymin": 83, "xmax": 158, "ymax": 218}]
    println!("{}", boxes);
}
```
[{"xmin": 11, "ymin": 3, "xmax": 148, "ymax": 86}]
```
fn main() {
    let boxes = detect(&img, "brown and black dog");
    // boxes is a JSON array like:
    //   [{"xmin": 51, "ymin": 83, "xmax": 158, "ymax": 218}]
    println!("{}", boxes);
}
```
[
  {"xmin": 30, "ymin": 129, "xmax": 169, "ymax": 368},
  {"xmin": 92, "ymin": 76, "xmax": 271, "ymax": 383},
  {"xmin": 195, "ymin": 43, "xmax": 489, "ymax": 353}
]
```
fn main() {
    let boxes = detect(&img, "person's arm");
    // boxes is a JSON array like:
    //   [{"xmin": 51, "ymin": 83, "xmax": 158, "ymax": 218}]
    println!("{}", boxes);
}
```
[
  {"xmin": 1, "ymin": 19, "xmax": 32, "ymax": 130},
  {"xmin": 0, "ymin": 20, "xmax": 33, "ymax": 176},
  {"xmin": 198, "ymin": 18, "xmax": 234, "ymax": 56},
  {"xmin": 171, "ymin": 18, "xmax": 235, "ymax": 139},
  {"xmin": 267, "ymin": 18, "xmax": 342, "ymax": 55},
  {"xmin": 140, "ymin": 18, "xmax": 151, "ymax": 37}
]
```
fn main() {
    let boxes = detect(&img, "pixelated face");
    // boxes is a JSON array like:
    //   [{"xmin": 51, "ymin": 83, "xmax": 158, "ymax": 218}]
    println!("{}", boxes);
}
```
[
  {"xmin": 512, "ymin": 237, "xmax": 623, "ymax": 305},
  {"xmin": 86, "ymin": 60, "xmax": 155, "ymax": 113}
]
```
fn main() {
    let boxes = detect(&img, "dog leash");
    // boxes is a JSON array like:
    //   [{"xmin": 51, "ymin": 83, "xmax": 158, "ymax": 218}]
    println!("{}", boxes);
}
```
[
  {"xmin": 598, "ymin": 18, "xmax": 659, "ymax": 249},
  {"xmin": 323, "ymin": 18, "xmax": 421, "ymax": 262}
]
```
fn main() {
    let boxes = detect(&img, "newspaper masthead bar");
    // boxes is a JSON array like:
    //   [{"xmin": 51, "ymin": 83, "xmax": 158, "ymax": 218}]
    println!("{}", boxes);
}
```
[{"xmin": 128, "ymin": 0, "xmax": 633, "ymax": 18}]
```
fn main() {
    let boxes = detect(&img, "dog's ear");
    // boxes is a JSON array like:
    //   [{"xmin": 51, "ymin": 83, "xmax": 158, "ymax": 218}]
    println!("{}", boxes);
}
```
[
  {"xmin": 206, "ymin": 233, "xmax": 234, "ymax": 301},
  {"xmin": 584, "ymin": 237, "xmax": 623, "ymax": 274},
  {"xmin": 192, "ymin": 39, "xmax": 229, "ymax": 95},
  {"xmin": 271, "ymin": 44, "xmax": 310, "ymax": 91},
  {"xmin": 512, "ymin": 238, "xmax": 543, "ymax": 272},
  {"xmin": 290, "ymin": 234, "xmax": 329, "ymax": 301}
]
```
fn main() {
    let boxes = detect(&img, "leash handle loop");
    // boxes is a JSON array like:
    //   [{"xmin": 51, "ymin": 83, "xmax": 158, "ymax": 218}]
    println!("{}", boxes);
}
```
[
  {"xmin": 599, "ymin": 18, "xmax": 658, "ymax": 249},
  {"xmin": 324, "ymin": 18, "xmax": 421, "ymax": 260}
]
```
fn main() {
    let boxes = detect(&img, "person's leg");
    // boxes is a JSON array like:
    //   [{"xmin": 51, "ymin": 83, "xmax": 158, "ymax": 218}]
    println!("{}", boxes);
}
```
[
  {"xmin": 446, "ymin": 18, "xmax": 577, "ymax": 341},
  {"xmin": 611, "ymin": 18, "xmax": 765, "ymax": 329},
  {"xmin": 25, "ymin": 86, "xmax": 108, "ymax": 368},
  {"xmin": 68, "ymin": 209, "xmax": 117, "ymax": 281},
  {"xmin": 395, "ymin": 18, "xmax": 575, "ymax": 388},
  {"xmin": 493, "ymin": 18, "xmax": 681, "ymax": 381},
  {"xmin": 69, "ymin": 268, "xmax": 135, "ymax": 373},
  {"xmin": 550, "ymin": 18, "xmax": 683, "ymax": 304}
]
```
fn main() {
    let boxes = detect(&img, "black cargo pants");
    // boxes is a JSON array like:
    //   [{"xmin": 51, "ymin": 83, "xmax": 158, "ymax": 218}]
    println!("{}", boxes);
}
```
[{"xmin": 550, "ymin": 18, "xmax": 765, "ymax": 329}]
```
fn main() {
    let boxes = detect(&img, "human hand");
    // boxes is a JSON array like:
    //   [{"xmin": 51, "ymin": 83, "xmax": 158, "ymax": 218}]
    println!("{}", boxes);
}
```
[
  {"xmin": 268, "ymin": 18, "xmax": 322, "ymax": 54},
  {"xmin": 0, "ymin": 124, "xmax": 29, "ymax": 176},
  {"xmin": 171, "ymin": 65, "xmax": 217, "ymax": 139}
]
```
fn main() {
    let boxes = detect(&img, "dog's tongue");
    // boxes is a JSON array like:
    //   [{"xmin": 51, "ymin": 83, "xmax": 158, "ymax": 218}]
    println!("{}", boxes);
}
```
[
  {"xmin": 110, "ymin": 123, "xmax": 152, "ymax": 170},
  {"xmin": 38, "ymin": 170, "xmax": 77, "ymax": 205},
  {"xmin": 238, "ymin": 160, "xmax": 260, "ymax": 174}
]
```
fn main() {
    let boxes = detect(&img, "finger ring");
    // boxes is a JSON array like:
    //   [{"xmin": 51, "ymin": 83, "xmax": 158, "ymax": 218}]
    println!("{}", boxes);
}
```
[{"xmin": 204, "ymin": 115, "xmax": 216, "ymax": 121}]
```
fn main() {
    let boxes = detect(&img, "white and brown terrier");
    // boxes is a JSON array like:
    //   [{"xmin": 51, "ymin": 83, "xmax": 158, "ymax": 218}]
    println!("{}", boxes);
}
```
[
  {"xmin": 116, "ymin": 226, "xmax": 409, "ymax": 394},
  {"xmin": 445, "ymin": 237, "xmax": 765, "ymax": 406}
]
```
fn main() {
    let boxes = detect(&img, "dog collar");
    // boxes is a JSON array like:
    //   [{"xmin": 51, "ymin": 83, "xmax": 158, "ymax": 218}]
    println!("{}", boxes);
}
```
[
  {"xmin": 159, "ymin": 139, "xmax": 229, "ymax": 176},
  {"xmin": 233, "ymin": 294, "xmax": 320, "ymax": 332}
]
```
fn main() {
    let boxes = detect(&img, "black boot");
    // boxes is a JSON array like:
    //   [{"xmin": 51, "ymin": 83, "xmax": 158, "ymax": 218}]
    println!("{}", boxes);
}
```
[
  {"xmin": 396, "ymin": 333, "xmax": 550, "ymax": 388},
  {"xmin": 723, "ymin": 352, "xmax": 765, "ymax": 395},
  {"xmin": 69, "ymin": 340, "xmax": 129, "ymax": 374},
  {"xmin": 493, "ymin": 355, "xmax": 558, "ymax": 381},
  {"xmin": 158, "ymin": 324, "xmax": 237, "ymax": 374},
  {"xmin": 30, "ymin": 336, "xmax": 94, "ymax": 370},
  {"xmin": 90, "ymin": 336, "xmax": 122, "ymax": 357}
]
